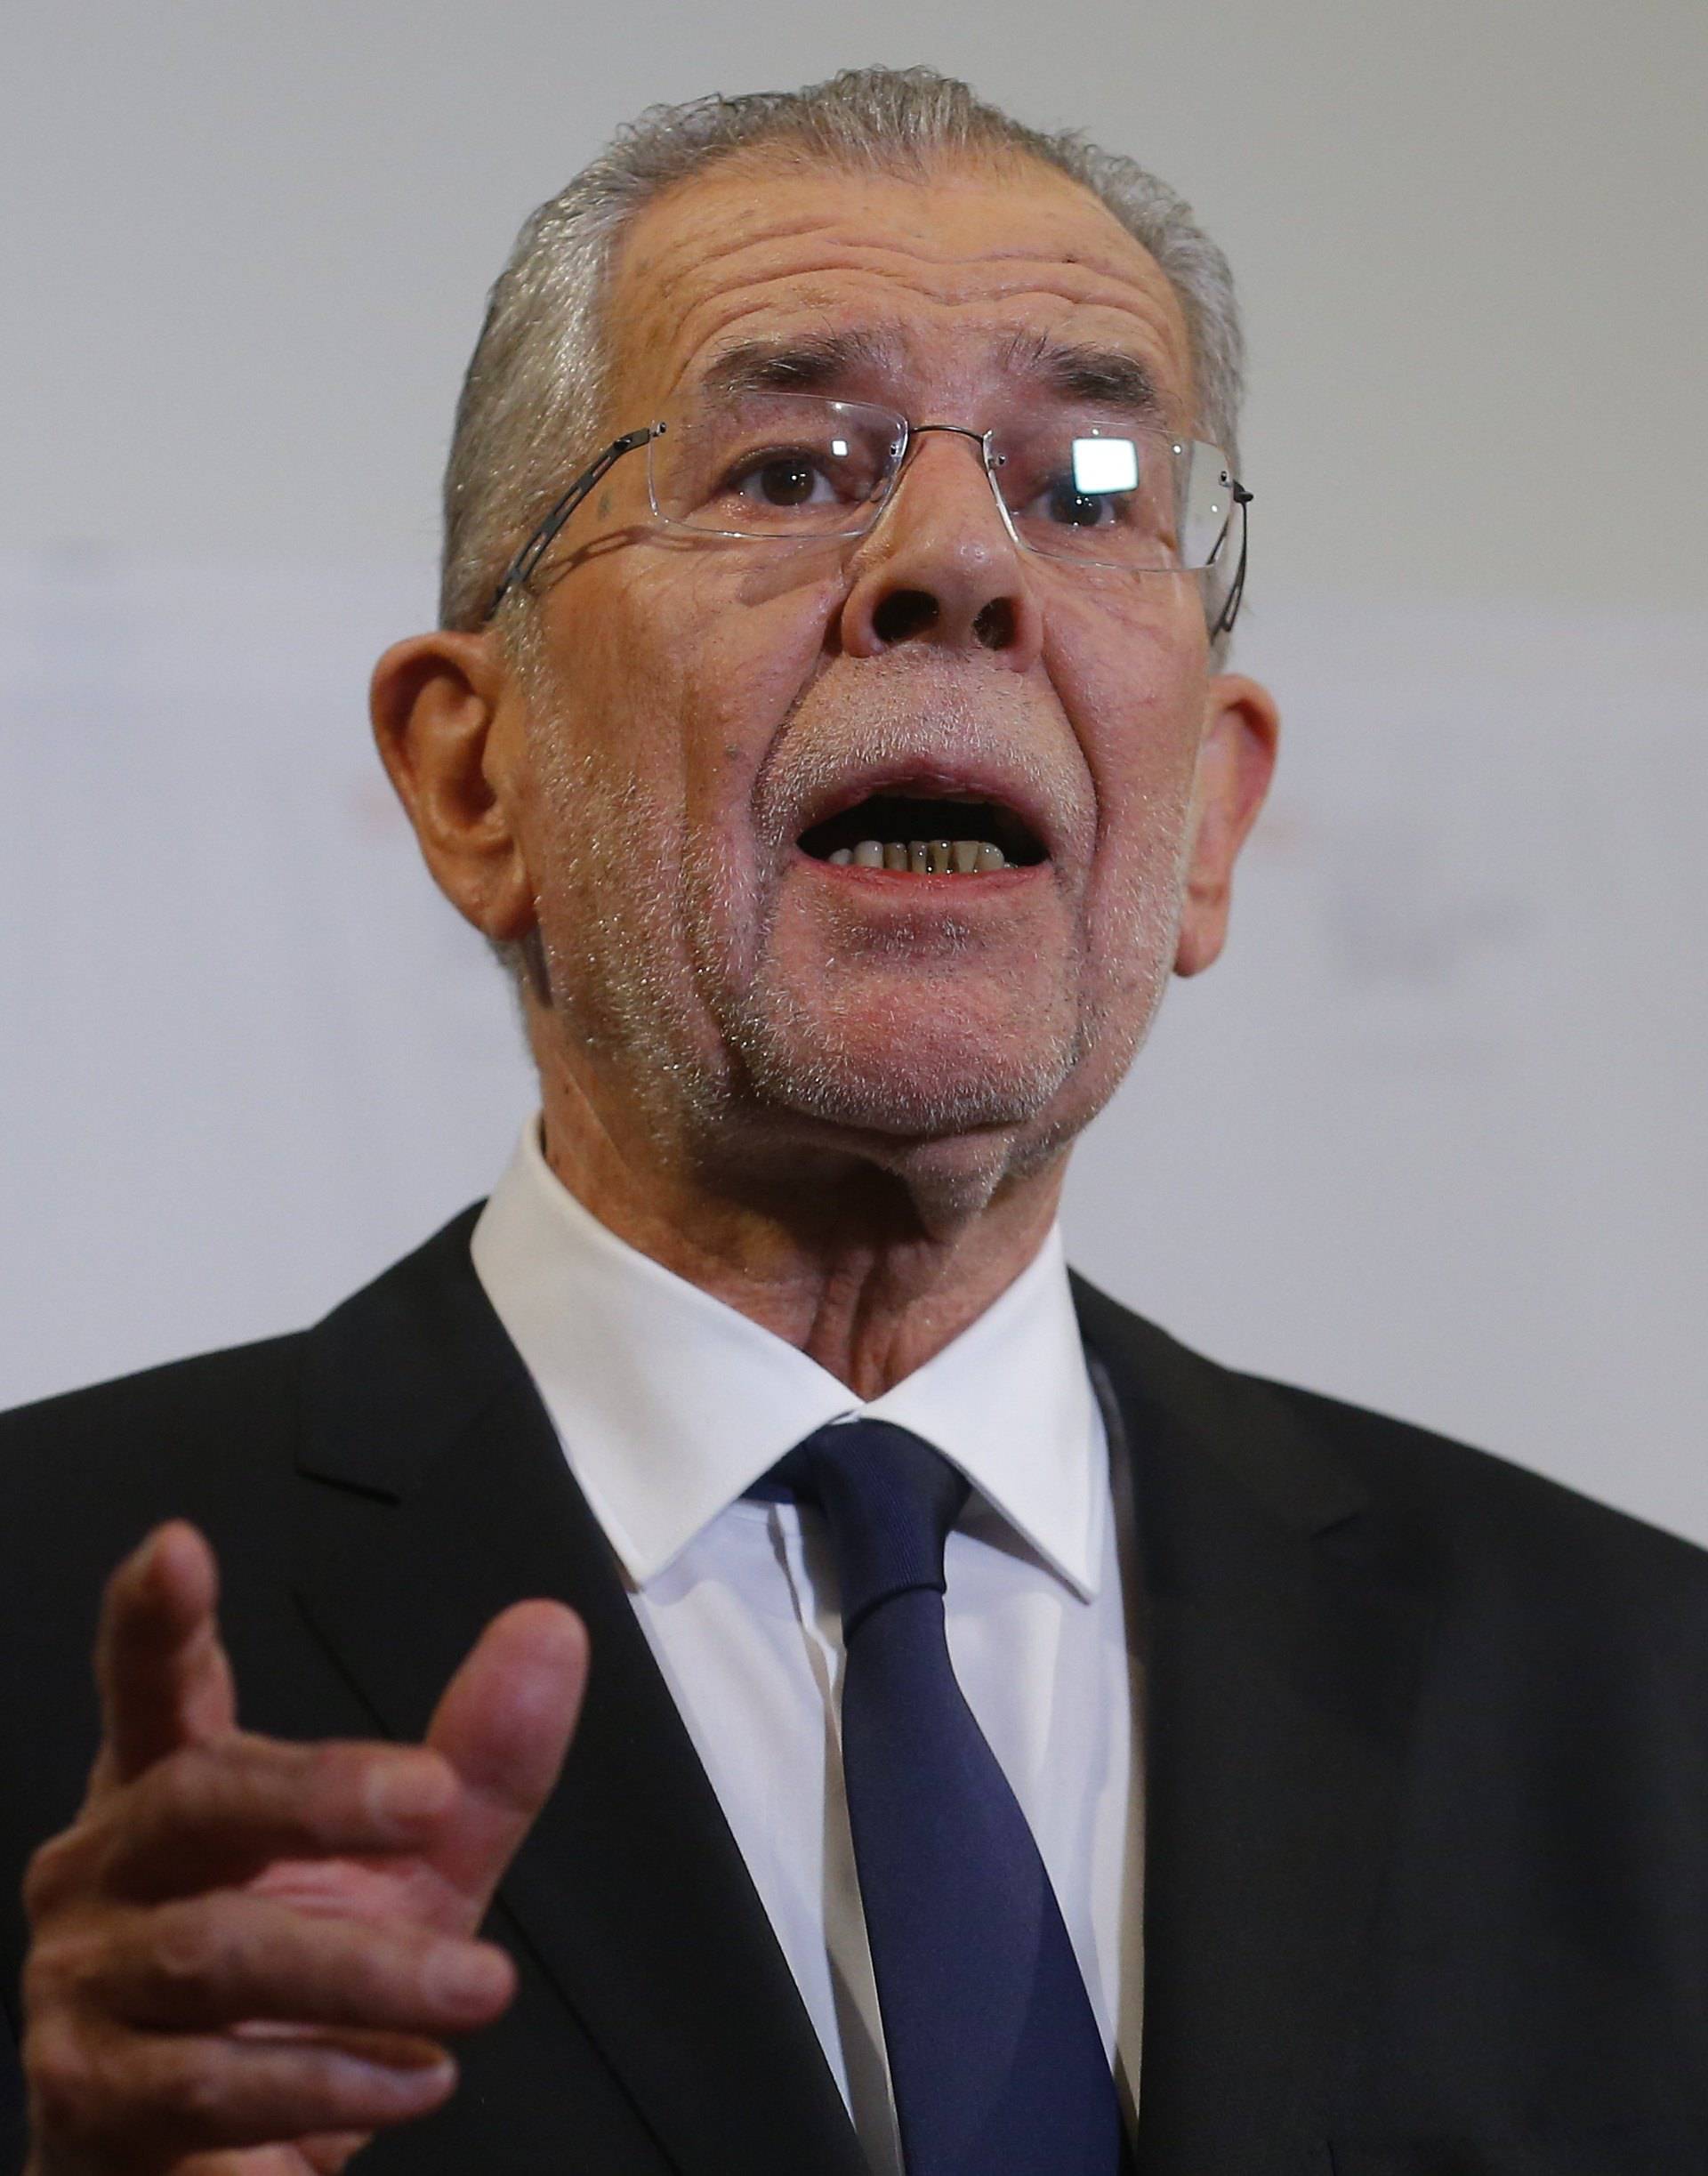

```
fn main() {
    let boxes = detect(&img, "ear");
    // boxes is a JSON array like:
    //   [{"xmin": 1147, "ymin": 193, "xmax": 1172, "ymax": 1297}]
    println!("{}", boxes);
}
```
[
  {"xmin": 1172, "ymin": 672, "xmax": 1280, "ymax": 979},
  {"xmin": 369, "ymin": 630, "xmax": 536, "ymax": 944}
]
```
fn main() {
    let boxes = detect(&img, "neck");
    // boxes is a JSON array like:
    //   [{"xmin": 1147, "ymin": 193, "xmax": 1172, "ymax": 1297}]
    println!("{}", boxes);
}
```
[{"xmin": 531, "ymin": 1049, "xmax": 1067, "ymax": 1401}]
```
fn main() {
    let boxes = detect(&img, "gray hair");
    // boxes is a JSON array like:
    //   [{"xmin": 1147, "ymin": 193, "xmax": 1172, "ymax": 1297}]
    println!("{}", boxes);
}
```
[{"xmin": 439, "ymin": 65, "xmax": 1246, "ymax": 648}]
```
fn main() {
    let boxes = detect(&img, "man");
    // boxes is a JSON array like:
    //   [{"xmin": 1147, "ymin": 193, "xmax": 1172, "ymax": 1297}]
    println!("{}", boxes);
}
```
[{"xmin": 4, "ymin": 63, "xmax": 1706, "ymax": 2176}]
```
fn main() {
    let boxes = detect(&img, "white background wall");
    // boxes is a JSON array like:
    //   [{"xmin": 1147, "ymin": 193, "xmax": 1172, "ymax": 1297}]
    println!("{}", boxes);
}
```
[{"xmin": 4, "ymin": 4, "xmax": 1704, "ymax": 1535}]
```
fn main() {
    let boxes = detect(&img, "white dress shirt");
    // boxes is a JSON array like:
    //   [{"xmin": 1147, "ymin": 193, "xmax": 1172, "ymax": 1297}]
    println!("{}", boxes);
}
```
[{"xmin": 471, "ymin": 1118, "xmax": 1142, "ymax": 2172}]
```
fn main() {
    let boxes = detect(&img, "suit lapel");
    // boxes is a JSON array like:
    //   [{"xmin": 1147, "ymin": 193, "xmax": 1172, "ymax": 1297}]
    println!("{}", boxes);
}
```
[
  {"xmin": 1074, "ymin": 1279, "xmax": 1438, "ymax": 2175},
  {"xmin": 285, "ymin": 1210, "xmax": 1431, "ymax": 2174},
  {"xmin": 291, "ymin": 1212, "xmax": 866, "ymax": 2176}
]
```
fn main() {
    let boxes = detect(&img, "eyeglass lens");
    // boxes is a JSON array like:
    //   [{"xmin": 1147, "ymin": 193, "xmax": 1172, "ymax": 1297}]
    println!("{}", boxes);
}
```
[{"xmin": 647, "ymin": 392, "xmax": 1241, "ymax": 582}]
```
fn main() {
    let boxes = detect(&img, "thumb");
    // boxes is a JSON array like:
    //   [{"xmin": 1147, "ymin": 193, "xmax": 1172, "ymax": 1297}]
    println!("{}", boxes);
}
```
[{"xmin": 423, "ymin": 1600, "xmax": 589, "ymax": 1914}]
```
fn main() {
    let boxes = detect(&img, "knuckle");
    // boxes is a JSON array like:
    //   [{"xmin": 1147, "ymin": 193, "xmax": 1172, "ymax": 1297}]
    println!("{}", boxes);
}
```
[
  {"xmin": 145, "ymin": 1741, "xmax": 214, "ymax": 1821},
  {"xmin": 22, "ymin": 1829, "xmax": 85, "ymax": 1922},
  {"xmin": 350, "ymin": 1924, "xmax": 423, "ymax": 2006},
  {"xmin": 20, "ymin": 1928, "xmax": 83, "ymax": 2017},
  {"xmin": 302, "ymin": 1736, "xmax": 357, "ymax": 1795},
  {"xmin": 284, "ymin": 1743, "xmax": 334, "ymax": 1828},
  {"xmin": 23, "ymin": 2017, "xmax": 101, "ymax": 2140},
  {"xmin": 300, "ymin": 1740, "xmax": 376, "ymax": 1843},
  {"xmin": 151, "ymin": 1900, "xmax": 237, "ymax": 1995},
  {"xmin": 114, "ymin": 1740, "xmax": 245, "ymax": 1874},
  {"xmin": 113, "ymin": 1767, "xmax": 174, "ymax": 1860},
  {"xmin": 161, "ymin": 2046, "xmax": 230, "ymax": 2128}
]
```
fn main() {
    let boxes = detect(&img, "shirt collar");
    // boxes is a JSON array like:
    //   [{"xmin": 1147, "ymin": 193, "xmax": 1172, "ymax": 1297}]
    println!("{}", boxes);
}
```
[{"xmin": 470, "ymin": 1117, "xmax": 1103, "ymax": 1600}]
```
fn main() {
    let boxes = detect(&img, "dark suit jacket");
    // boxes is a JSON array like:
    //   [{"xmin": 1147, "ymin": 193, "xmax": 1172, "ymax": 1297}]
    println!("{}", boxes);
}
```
[{"xmin": 3, "ymin": 1206, "xmax": 1706, "ymax": 2174}]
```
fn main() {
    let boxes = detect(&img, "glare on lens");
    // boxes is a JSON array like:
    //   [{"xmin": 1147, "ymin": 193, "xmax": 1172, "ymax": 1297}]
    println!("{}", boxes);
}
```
[{"xmin": 1070, "ymin": 438, "xmax": 1140, "ymax": 495}]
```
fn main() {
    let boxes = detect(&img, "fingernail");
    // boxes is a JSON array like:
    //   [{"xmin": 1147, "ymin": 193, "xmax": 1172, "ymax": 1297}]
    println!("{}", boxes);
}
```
[
  {"xmin": 369, "ymin": 2042, "xmax": 458, "ymax": 2080},
  {"xmin": 399, "ymin": 2051, "xmax": 458, "ymax": 2086},
  {"xmin": 367, "ymin": 1759, "xmax": 454, "ymax": 1830},
  {"xmin": 429, "ymin": 1943, "xmax": 512, "ymax": 2008}
]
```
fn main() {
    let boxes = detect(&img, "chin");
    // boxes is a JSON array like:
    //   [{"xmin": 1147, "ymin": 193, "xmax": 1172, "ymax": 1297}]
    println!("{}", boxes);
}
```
[
  {"xmin": 734, "ymin": 999, "xmax": 1076, "ymax": 1140},
  {"xmin": 755, "ymin": 1055, "xmax": 1108, "ymax": 1235}
]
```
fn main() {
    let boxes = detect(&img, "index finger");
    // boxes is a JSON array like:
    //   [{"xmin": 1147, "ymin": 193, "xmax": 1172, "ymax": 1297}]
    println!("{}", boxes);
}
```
[{"xmin": 91, "ymin": 1522, "xmax": 238, "ymax": 1795}]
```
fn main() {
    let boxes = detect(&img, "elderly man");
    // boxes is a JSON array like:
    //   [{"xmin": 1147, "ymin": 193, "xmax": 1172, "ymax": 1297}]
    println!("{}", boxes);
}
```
[{"xmin": 4, "ymin": 64, "xmax": 1706, "ymax": 2176}]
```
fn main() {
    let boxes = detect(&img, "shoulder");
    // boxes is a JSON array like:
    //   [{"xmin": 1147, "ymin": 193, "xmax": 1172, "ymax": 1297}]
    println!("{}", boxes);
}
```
[
  {"xmin": 0, "ymin": 1334, "xmax": 318, "ymax": 1905},
  {"xmin": 0, "ymin": 1333, "xmax": 312, "ymax": 1674},
  {"xmin": 1070, "ymin": 1269, "xmax": 1708, "ymax": 1619},
  {"xmin": 0, "ymin": 1330, "xmax": 302, "ymax": 1457},
  {"xmin": 0, "ymin": 1331, "xmax": 308, "ymax": 1708},
  {"xmin": 0, "ymin": 1204, "xmax": 490, "ymax": 1568},
  {"xmin": 0, "ymin": 1329, "xmax": 305, "ymax": 1521},
  {"xmin": 1269, "ymin": 1367, "xmax": 1707, "ymax": 1586}
]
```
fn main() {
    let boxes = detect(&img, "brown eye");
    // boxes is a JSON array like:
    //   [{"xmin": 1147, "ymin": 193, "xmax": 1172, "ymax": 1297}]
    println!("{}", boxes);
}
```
[
  {"xmin": 1043, "ymin": 479, "xmax": 1111, "ymax": 528},
  {"xmin": 750, "ymin": 455, "xmax": 818, "ymax": 505}
]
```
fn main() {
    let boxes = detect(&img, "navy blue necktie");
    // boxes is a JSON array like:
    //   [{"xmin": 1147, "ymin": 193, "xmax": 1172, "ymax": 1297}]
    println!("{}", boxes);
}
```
[{"xmin": 777, "ymin": 1418, "xmax": 1132, "ymax": 2176}]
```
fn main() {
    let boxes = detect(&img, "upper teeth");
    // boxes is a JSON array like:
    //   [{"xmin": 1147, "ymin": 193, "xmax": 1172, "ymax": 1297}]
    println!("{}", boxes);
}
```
[{"xmin": 829, "ymin": 839, "xmax": 1008, "ymax": 873}]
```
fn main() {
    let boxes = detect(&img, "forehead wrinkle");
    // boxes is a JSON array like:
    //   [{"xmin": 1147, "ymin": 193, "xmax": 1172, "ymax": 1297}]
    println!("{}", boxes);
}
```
[
  {"xmin": 630, "ymin": 191, "xmax": 1162, "ymax": 290},
  {"xmin": 649, "ymin": 233, "xmax": 1172, "ymax": 326},
  {"xmin": 611, "ymin": 175, "xmax": 1196, "ymax": 423},
  {"xmin": 641, "ymin": 268, "xmax": 1190, "ymax": 415}
]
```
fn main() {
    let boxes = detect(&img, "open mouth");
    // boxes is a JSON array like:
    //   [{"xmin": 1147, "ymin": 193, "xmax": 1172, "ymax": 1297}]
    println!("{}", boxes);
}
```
[{"xmin": 797, "ymin": 794, "xmax": 1045, "ymax": 874}]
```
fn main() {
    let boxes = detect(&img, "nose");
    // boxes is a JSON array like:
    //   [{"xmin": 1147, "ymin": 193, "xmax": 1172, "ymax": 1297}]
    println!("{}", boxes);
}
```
[{"xmin": 837, "ymin": 431, "xmax": 1044, "ymax": 672}]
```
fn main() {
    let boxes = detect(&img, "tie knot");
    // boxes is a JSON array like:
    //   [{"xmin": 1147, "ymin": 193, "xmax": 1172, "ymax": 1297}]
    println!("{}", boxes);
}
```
[{"xmin": 777, "ymin": 1419, "xmax": 970, "ymax": 1637}]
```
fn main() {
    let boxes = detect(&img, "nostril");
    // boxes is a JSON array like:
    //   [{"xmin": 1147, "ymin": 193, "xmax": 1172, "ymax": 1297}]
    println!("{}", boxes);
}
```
[
  {"xmin": 972, "ymin": 598, "xmax": 1017, "ymax": 650},
  {"xmin": 871, "ymin": 590, "xmax": 939, "ymax": 645}
]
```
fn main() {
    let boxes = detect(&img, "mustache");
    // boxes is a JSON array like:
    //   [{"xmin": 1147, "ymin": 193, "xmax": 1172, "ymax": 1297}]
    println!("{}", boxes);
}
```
[{"xmin": 750, "ymin": 660, "xmax": 1093, "ymax": 856}]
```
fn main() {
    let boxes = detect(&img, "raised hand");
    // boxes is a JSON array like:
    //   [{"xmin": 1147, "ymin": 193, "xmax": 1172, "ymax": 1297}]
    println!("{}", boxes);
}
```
[{"xmin": 19, "ymin": 1521, "xmax": 588, "ymax": 2174}]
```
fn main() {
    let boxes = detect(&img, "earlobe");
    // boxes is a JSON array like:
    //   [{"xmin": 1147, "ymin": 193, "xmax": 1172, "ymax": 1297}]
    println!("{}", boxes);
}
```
[
  {"xmin": 369, "ymin": 631, "xmax": 536, "ymax": 943},
  {"xmin": 1172, "ymin": 673, "xmax": 1280, "ymax": 979}
]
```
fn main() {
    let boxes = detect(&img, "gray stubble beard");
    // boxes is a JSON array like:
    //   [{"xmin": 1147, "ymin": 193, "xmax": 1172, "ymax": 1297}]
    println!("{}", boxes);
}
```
[{"xmin": 525, "ymin": 673, "xmax": 1195, "ymax": 1208}]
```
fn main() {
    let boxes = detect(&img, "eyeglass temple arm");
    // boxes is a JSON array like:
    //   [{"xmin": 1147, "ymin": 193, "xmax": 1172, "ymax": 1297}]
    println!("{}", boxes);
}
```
[
  {"xmin": 485, "ymin": 426, "xmax": 658, "ymax": 621},
  {"xmin": 1210, "ymin": 484, "xmax": 1253, "ymax": 641}
]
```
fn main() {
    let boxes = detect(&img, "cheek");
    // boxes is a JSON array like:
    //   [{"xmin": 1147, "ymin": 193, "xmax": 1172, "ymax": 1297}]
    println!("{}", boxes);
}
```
[
  {"xmin": 517, "ymin": 584, "xmax": 687, "ymax": 918},
  {"xmin": 665, "ymin": 558, "xmax": 848, "ymax": 828},
  {"xmin": 1043, "ymin": 591, "xmax": 1208, "ymax": 875},
  {"xmin": 537, "ymin": 560, "xmax": 729, "ymax": 844},
  {"xmin": 536, "ymin": 552, "xmax": 846, "ymax": 966}
]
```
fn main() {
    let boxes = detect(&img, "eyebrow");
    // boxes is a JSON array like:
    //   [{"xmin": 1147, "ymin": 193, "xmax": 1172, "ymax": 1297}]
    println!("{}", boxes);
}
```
[
  {"xmin": 696, "ymin": 326, "xmax": 1174, "ymax": 423},
  {"xmin": 996, "ymin": 328, "xmax": 1172, "ymax": 423},
  {"xmin": 697, "ymin": 328, "xmax": 903, "ymax": 399}
]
